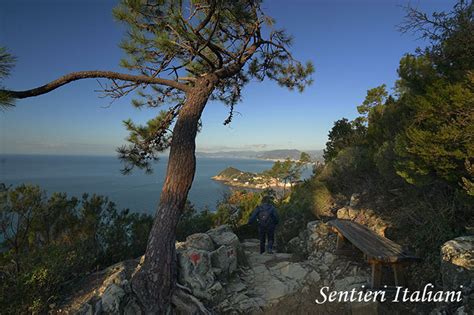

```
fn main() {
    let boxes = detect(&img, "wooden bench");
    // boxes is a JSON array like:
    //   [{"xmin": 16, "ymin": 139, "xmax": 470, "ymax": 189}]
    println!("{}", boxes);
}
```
[{"xmin": 327, "ymin": 219, "xmax": 420, "ymax": 289}]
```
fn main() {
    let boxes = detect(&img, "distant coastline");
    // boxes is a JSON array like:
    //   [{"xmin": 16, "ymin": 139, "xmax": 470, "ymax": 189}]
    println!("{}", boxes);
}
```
[
  {"xmin": 1, "ymin": 149, "xmax": 323, "ymax": 162},
  {"xmin": 197, "ymin": 149, "xmax": 323, "ymax": 161},
  {"xmin": 211, "ymin": 167, "xmax": 293, "ymax": 190},
  {"xmin": 0, "ymin": 155, "xmax": 276, "ymax": 211}
]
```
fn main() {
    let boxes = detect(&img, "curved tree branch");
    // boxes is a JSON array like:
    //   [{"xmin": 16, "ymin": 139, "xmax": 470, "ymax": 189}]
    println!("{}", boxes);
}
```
[
  {"xmin": 1, "ymin": 70, "xmax": 190, "ymax": 99},
  {"xmin": 194, "ymin": 0, "xmax": 216, "ymax": 33}
]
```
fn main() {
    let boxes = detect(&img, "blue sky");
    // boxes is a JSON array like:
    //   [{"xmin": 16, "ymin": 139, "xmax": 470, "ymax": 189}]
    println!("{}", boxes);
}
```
[{"xmin": 0, "ymin": 0, "xmax": 455, "ymax": 155}]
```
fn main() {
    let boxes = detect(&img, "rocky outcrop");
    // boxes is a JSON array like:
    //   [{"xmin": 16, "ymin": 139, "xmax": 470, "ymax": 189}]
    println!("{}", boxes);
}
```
[
  {"xmin": 195, "ymin": 221, "xmax": 372, "ymax": 314},
  {"xmin": 301, "ymin": 221, "xmax": 370, "ymax": 291},
  {"xmin": 176, "ymin": 225, "xmax": 241, "ymax": 302},
  {"xmin": 61, "ymin": 221, "xmax": 372, "ymax": 314},
  {"xmin": 61, "ymin": 259, "xmax": 143, "ymax": 315},
  {"xmin": 336, "ymin": 205, "xmax": 388, "ymax": 236},
  {"xmin": 436, "ymin": 236, "xmax": 474, "ymax": 314},
  {"xmin": 177, "ymin": 223, "xmax": 353, "ymax": 313},
  {"xmin": 58, "ymin": 216, "xmax": 471, "ymax": 314},
  {"xmin": 441, "ymin": 236, "xmax": 474, "ymax": 290}
]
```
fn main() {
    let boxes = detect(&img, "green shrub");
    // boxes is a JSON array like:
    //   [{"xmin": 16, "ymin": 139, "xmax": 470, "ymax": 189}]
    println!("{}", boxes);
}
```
[
  {"xmin": 383, "ymin": 185, "xmax": 470, "ymax": 284},
  {"xmin": 213, "ymin": 190, "xmax": 262, "ymax": 227},
  {"xmin": 176, "ymin": 202, "xmax": 215, "ymax": 241},
  {"xmin": 0, "ymin": 184, "xmax": 153, "ymax": 314},
  {"xmin": 311, "ymin": 180, "xmax": 333, "ymax": 218},
  {"xmin": 213, "ymin": 190, "xmax": 262, "ymax": 239},
  {"xmin": 318, "ymin": 146, "xmax": 374, "ymax": 195},
  {"xmin": 274, "ymin": 179, "xmax": 322, "ymax": 252}
]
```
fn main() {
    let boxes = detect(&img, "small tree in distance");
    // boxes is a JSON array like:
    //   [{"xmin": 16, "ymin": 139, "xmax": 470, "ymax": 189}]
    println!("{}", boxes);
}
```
[
  {"xmin": 264, "ymin": 152, "xmax": 312, "ymax": 195},
  {"xmin": 0, "ymin": 1, "xmax": 313, "ymax": 311}
]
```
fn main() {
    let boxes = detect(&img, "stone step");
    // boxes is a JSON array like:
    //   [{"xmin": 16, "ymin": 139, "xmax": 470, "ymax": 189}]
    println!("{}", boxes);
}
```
[{"xmin": 241, "ymin": 239, "xmax": 260, "ymax": 251}]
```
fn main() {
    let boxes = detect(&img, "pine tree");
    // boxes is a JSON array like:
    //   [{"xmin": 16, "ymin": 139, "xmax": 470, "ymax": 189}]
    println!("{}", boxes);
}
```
[
  {"xmin": 323, "ymin": 118, "xmax": 366, "ymax": 162},
  {"xmin": 0, "ymin": 1, "xmax": 313, "ymax": 311},
  {"xmin": 393, "ymin": 0, "xmax": 474, "ymax": 191}
]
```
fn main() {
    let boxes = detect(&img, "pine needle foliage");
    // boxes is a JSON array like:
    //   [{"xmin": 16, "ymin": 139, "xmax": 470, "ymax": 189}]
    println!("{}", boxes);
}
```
[
  {"xmin": 0, "ymin": 47, "xmax": 16, "ymax": 108},
  {"xmin": 112, "ymin": 0, "xmax": 314, "ymax": 172}
]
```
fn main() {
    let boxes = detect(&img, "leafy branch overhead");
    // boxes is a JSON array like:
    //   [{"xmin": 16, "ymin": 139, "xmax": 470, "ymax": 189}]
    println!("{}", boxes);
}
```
[
  {"xmin": 112, "ymin": 0, "xmax": 314, "ymax": 174},
  {"xmin": 1, "ymin": 0, "xmax": 314, "ymax": 173},
  {"xmin": 0, "ymin": 47, "xmax": 16, "ymax": 108},
  {"xmin": 117, "ymin": 104, "xmax": 180, "ymax": 174}
]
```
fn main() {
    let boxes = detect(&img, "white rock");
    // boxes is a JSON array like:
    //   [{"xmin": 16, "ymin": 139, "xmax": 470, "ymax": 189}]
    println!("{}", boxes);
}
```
[
  {"xmin": 441, "ymin": 236, "xmax": 474, "ymax": 291},
  {"xmin": 210, "ymin": 245, "xmax": 237, "ymax": 278},
  {"xmin": 273, "ymin": 262, "xmax": 308, "ymax": 282},
  {"xmin": 348, "ymin": 207, "xmax": 359, "ymax": 220},
  {"xmin": 307, "ymin": 270, "xmax": 321, "ymax": 283},
  {"xmin": 274, "ymin": 253, "xmax": 293, "ymax": 260},
  {"xmin": 261, "ymin": 277, "xmax": 288, "ymax": 301},
  {"xmin": 248, "ymin": 252, "xmax": 274, "ymax": 266},
  {"xmin": 186, "ymin": 233, "xmax": 215, "ymax": 251},
  {"xmin": 177, "ymin": 248, "xmax": 217, "ymax": 301},
  {"xmin": 337, "ymin": 207, "xmax": 350, "ymax": 220},
  {"xmin": 207, "ymin": 225, "xmax": 239, "ymax": 248},
  {"xmin": 333, "ymin": 276, "xmax": 368, "ymax": 291},
  {"xmin": 350, "ymin": 193, "xmax": 361, "ymax": 207},
  {"xmin": 323, "ymin": 252, "xmax": 336, "ymax": 265},
  {"xmin": 306, "ymin": 221, "xmax": 321, "ymax": 234},
  {"xmin": 253, "ymin": 265, "xmax": 272, "ymax": 282},
  {"xmin": 101, "ymin": 284, "xmax": 125, "ymax": 314}
]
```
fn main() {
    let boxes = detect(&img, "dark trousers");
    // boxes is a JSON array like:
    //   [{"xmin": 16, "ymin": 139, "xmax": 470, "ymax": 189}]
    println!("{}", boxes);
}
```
[{"xmin": 258, "ymin": 225, "xmax": 275, "ymax": 254}]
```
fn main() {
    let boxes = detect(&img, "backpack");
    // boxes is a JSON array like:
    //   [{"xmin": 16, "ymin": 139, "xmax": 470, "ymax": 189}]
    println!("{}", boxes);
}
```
[{"xmin": 257, "ymin": 204, "xmax": 273, "ymax": 226}]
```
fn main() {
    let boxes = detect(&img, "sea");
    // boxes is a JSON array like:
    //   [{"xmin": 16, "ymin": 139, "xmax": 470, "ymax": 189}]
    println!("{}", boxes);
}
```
[{"xmin": 0, "ymin": 154, "xmax": 278, "ymax": 214}]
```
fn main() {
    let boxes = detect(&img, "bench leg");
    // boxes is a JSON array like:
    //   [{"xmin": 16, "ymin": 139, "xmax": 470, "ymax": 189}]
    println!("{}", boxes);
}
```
[
  {"xmin": 371, "ymin": 263, "xmax": 382, "ymax": 289},
  {"xmin": 336, "ymin": 233, "xmax": 346, "ymax": 249},
  {"xmin": 393, "ymin": 264, "xmax": 406, "ymax": 287}
]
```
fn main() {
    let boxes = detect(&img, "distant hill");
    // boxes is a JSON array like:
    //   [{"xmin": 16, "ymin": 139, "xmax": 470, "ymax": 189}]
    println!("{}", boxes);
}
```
[
  {"xmin": 212, "ymin": 167, "xmax": 257, "ymax": 185},
  {"xmin": 197, "ymin": 149, "xmax": 323, "ymax": 161},
  {"xmin": 307, "ymin": 150, "xmax": 324, "ymax": 162},
  {"xmin": 257, "ymin": 149, "xmax": 302, "ymax": 160},
  {"xmin": 196, "ymin": 150, "xmax": 260, "ymax": 159},
  {"xmin": 214, "ymin": 167, "xmax": 245, "ymax": 179}
]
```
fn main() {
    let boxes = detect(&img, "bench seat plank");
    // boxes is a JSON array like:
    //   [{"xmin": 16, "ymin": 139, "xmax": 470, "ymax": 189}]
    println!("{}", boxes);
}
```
[{"xmin": 327, "ymin": 219, "xmax": 419, "ymax": 263}]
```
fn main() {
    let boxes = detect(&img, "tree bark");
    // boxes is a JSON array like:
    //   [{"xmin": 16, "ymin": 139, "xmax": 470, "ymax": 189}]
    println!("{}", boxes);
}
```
[{"xmin": 131, "ymin": 75, "xmax": 218, "ymax": 314}]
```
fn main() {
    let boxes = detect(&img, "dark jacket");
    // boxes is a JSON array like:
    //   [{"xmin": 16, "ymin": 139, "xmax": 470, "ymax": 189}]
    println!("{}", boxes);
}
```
[{"xmin": 248, "ymin": 203, "xmax": 279, "ymax": 226}]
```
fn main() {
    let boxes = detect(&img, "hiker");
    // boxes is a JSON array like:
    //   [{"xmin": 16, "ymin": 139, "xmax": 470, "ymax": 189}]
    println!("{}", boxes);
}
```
[{"xmin": 248, "ymin": 194, "xmax": 279, "ymax": 254}]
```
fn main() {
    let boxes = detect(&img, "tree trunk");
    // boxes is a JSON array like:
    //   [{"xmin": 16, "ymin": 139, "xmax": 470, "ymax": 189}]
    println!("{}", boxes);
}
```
[{"xmin": 131, "ymin": 76, "xmax": 217, "ymax": 314}]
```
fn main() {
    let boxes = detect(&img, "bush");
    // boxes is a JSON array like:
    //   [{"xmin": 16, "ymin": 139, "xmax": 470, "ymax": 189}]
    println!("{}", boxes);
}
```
[
  {"xmin": 176, "ymin": 201, "xmax": 215, "ymax": 241},
  {"xmin": 311, "ymin": 180, "xmax": 333, "ymax": 218},
  {"xmin": 318, "ymin": 146, "xmax": 374, "ymax": 195},
  {"xmin": 377, "ymin": 184, "xmax": 470, "ymax": 284},
  {"xmin": 214, "ymin": 190, "xmax": 261, "ymax": 227},
  {"xmin": 0, "ymin": 184, "xmax": 153, "ymax": 314},
  {"xmin": 275, "ymin": 178, "xmax": 323, "ymax": 252},
  {"xmin": 213, "ymin": 190, "xmax": 263, "ymax": 239}
]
